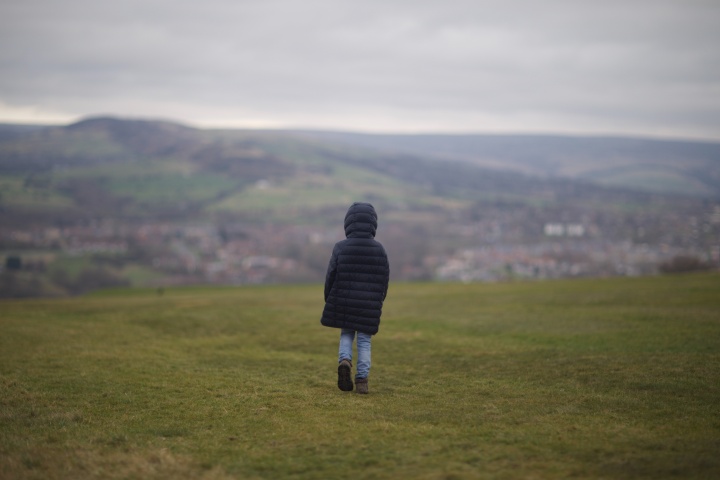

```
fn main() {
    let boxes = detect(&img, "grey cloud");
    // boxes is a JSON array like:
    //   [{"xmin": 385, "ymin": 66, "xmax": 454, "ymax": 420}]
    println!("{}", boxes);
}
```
[{"xmin": 1, "ymin": 0, "xmax": 719, "ymax": 138}]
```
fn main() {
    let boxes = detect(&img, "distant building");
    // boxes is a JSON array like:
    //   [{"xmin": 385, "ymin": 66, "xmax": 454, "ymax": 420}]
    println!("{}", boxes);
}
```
[
  {"xmin": 544, "ymin": 223, "xmax": 585, "ymax": 237},
  {"xmin": 566, "ymin": 224, "xmax": 585, "ymax": 237},
  {"xmin": 544, "ymin": 223, "xmax": 564, "ymax": 236}
]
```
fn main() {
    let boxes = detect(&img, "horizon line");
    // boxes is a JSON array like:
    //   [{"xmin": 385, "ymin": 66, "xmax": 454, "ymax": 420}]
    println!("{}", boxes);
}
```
[{"xmin": 1, "ymin": 114, "xmax": 719, "ymax": 145}]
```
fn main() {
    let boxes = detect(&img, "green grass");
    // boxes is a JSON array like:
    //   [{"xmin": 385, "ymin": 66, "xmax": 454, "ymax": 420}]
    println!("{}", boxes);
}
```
[
  {"xmin": 107, "ymin": 172, "xmax": 238, "ymax": 204},
  {"xmin": 1, "ymin": 274, "xmax": 719, "ymax": 479},
  {"xmin": 121, "ymin": 265, "xmax": 166, "ymax": 287},
  {"xmin": 52, "ymin": 160, "xmax": 197, "ymax": 180},
  {"xmin": 212, "ymin": 174, "xmax": 360, "ymax": 212},
  {"xmin": 53, "ymin": 161, "xmax": 240, "ymax": 206},
  {"xmin": 0, "ymin": 175, "xmax": 75, "ymax": 210},
  {"xmin": 48, "ymin": 255, "xmax": 93, "ymax": 278},
  {"xmin": 211, "ymin": 163, "xmax": 466, "ymax": 219},
  {"xmin": 0, "ymin": 128, "xmax": 128, "ymax": 160}
]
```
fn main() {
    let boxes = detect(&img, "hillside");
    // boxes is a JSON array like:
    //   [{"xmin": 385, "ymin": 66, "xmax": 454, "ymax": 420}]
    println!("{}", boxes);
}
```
[
  {"xmin": 298, "ymin": 131, "xmax": 720, "ymax": 197},
  {"xmin": 2, "ymin": 117, "xmax": 715, "ymax": 225},
  {"xmin": 2, "ymin": 275, "xmax": 719, "ymax": 479},
  {"xmin": 0, "ymin": 117, "xmax": 718, "ymax": 297}
]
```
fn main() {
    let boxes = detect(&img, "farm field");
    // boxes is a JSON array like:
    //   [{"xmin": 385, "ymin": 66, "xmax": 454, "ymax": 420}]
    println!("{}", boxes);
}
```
[{"xmin": 1, "ymin": 274, "xmax": 719, "ymax": 479}]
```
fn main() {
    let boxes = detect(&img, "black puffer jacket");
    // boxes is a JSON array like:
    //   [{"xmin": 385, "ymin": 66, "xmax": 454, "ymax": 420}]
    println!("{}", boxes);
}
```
[{"xmin": 320, "ymin": 203, "xmax": 390, "ymax": 335}]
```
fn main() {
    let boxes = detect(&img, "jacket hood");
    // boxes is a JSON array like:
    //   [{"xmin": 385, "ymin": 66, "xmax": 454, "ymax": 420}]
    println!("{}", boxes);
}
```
[{"xmin": 344, "ymin": 202, "xmax": 377, "ymax": 238}]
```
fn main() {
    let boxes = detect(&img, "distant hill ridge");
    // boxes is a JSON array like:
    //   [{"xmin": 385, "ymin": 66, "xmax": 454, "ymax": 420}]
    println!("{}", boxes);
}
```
[
  {"xmin": 1, "ymin": 116, "xmax": 719, "ymax": 198},
  {"xmin": 294, "ymin": 130, "xmax": 720, "ymax": 197}
]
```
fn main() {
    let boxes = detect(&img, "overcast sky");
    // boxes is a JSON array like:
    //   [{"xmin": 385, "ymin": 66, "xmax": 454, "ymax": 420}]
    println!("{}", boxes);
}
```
[{"xmin": 1, "ymin": 0, "xmax": 719, "ymax": 139}]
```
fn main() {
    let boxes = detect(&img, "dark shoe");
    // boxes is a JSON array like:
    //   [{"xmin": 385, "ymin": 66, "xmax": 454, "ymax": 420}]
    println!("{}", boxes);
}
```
[
  {"xmin": 355, "ymin": 377, "xmax": 368, "ymax": 394},
  {"xmin": 337, "ymin": 359, "xmax": 353, "ymax": 392}
]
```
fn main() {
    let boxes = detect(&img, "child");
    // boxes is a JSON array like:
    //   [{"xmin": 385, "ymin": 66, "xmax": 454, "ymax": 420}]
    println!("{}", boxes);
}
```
[{"xmin": 321, "ymin": 202, "xmax": 390, "ymax": 394}]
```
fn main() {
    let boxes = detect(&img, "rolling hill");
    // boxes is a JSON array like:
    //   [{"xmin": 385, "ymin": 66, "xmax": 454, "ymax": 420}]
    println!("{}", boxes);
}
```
[
  {"xmin": 295, "ymin": 130, "xmax": 720, "ymax": 197},
  {"xmin": 0, "ymin": 117, "xmax": 717, "ymax": 297},
  {"xmin": 2, "ymin": 116, "xmax": 716, "ymax": 226}
]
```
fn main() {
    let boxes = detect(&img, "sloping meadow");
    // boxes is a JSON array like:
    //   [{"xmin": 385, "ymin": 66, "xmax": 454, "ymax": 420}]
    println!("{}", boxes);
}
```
[{"xmin": 1, "ymin": 274, "xmax": 719, "ymax": 479}]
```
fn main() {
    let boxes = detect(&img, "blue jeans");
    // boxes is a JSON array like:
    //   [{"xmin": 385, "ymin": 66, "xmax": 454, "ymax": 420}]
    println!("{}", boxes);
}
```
[{"xmin": 338, "ymin": 329, "xmax": 372, "ymax": 380}]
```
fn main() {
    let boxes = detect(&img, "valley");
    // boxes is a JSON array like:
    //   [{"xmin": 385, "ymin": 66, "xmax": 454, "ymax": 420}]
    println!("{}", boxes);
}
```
[{"xmin": 1, "ymin": 117, "xmax": 718, "ymax": 297}]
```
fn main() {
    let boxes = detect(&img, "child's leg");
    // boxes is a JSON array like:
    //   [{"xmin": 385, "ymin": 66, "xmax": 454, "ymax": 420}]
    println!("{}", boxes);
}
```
[
  {"xmin": 338, "ymin": 329, "xmax": 355, "ymax": 363},
  {"xmin": 355, "ymin": 332, "xmax": 372, "ymax": 380},
  {"xmin": 337, "ymin": 329, "xmax": 355, "ymax": 392}
]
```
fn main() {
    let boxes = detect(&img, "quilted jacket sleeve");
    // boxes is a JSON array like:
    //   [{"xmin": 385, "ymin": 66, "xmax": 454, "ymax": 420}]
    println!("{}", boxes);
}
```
[
  {"xmin": 381, "ymin": 245, "xmax": 390, "ymax": 301},
  {"xmin": 324, "ymin": 243, "xmax": 340, "ymax": 302}
]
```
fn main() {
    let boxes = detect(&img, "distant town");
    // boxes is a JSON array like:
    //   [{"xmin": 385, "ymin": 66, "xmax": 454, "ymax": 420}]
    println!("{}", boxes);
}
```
[{"xmin": 2, "ymin": 200, "xmax": 718, "ymax": 297}]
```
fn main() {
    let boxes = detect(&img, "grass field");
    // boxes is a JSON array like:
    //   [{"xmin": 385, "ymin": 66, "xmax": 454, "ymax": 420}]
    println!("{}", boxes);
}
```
[{"xmin": 1, "ymin": 274, "xmax": 719, "ymax": 479}]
